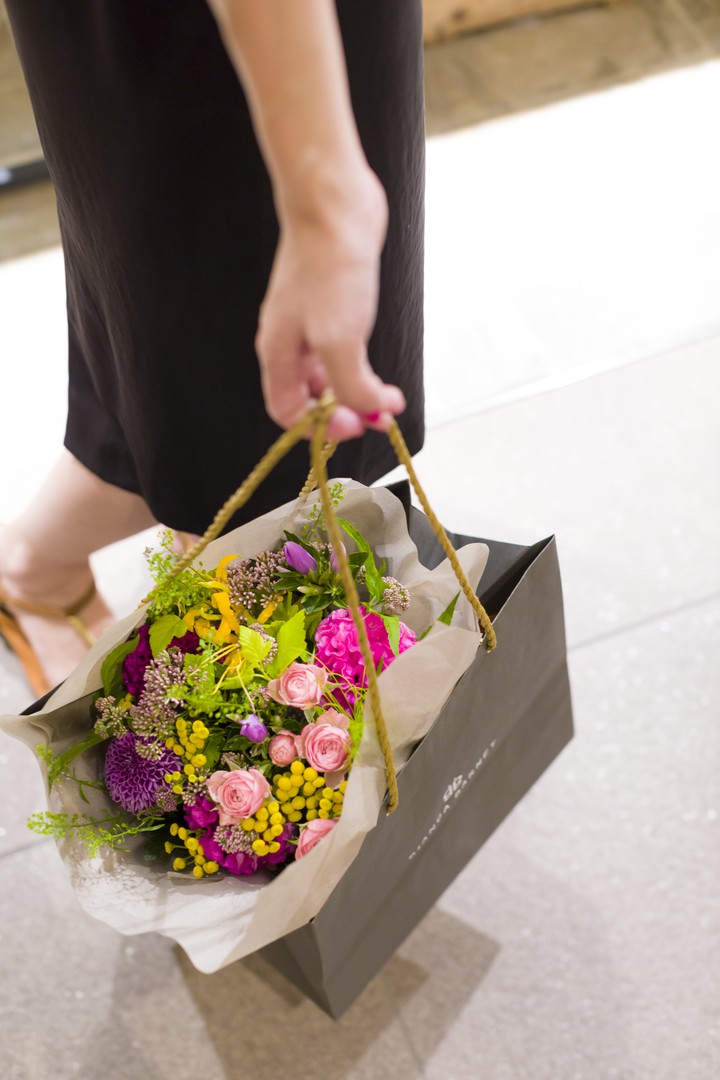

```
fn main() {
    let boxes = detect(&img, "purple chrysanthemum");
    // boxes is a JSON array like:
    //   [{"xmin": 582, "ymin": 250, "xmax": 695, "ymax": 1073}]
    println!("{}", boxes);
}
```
[{"xmin": 104, "ymin": 732, "xmax": 178, "ymax": 815}]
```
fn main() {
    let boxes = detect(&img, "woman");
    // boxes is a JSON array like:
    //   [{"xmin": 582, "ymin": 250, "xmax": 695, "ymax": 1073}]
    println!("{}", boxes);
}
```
[{"xmin": 0, "ymin": 0, "xmax": 425, "ymax": 693}]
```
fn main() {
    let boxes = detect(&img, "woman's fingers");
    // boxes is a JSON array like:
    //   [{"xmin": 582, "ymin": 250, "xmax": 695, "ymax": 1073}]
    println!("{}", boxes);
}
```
[{"xmin": 312, "ymin": 337, "xmax": 405, "ymax": 417}]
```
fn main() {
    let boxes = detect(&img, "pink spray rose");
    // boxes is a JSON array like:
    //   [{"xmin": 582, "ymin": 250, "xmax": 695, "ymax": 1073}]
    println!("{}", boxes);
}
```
[
  {"xmin": 295, "ymin": 817, "xmax": 337, "ymax": 860},
  {"xmin": 205, "ymin": 768, "xmax": 270, "ymax": 824},
  {"xmin": 268, "ymin": 730, "xmax": 301, "ymax": 767},
  {"xmin": 266, "ymin": 661, "xmax": 328, "ymax": 709},
  {"xmin": 298, "ymin": 711, "xmax": 352, "ymax": 787}
]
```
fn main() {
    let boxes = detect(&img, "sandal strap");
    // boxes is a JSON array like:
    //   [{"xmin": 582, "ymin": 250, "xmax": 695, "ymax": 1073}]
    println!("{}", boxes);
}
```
[{"xmin": 0, "ymin": 579, "xmax": 97, "ymax": 621}]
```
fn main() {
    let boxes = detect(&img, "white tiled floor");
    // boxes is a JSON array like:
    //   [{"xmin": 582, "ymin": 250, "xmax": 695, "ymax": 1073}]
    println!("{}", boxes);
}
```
[{"xmin": 1, "ymin": 59, "xmax": 719, "ymax": 1080}]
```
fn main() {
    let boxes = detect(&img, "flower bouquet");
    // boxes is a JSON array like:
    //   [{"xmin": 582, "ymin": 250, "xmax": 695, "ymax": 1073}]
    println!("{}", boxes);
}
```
[
  {"xmin": 28, "ymin": 489, "xmax": 429, "ymax": 879},
  {"xmin": 2, "ymin": 407, "xmax": 493, "ymax": 972}
]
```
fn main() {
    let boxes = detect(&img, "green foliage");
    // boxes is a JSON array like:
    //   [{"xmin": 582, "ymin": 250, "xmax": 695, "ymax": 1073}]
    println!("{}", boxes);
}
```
[
  {"xmin": 438, "ymin": 591, "xmax": 461, "ymax": 626},
  {"xmin": 202, "ymin": 731, "xmax": 224, "ymax": 772},
  {"xmin": 237, "ymin": 626, "xmax": 274, "ymax": 668},
  {"xmin": 181, "ymin": 650, "xmax": 225, "ymax": 717},
  {"xmin": 336, "ymin": 517, "xmax": 385, "ymax": 606},
  {"xmin": 348, "ymin": 698, "xmax": 365, "ymax": 762},
  {"xmin": 301, "ymin": 482, "xmax": 346, "ymax": 542},
  {"xmin": 418, "ymin": 590, "xmax": 461, "ymax": 641},
  {"xmin": 27, "ymin": 809, "xmax": 165, "ymax": 857},
  {"xmin": 144, "ymin": 529, "xmax": 210, "ymax": 617},
  {"xmin": 266, "ymin": 609, "xmax": 307, "ymax": 678},
  {"xmin": 149, "ymin": 613, "xmax": 190, "ymax": 656},
  {"xmin": 101, "ymin": 635, "xmax": 139, "ymax": 697},
  {"xmin": 39, "ymin": 730, "xmax": 107, "ymax": 791},
  {"xmin": 380, "ymin": 613, "xmax": 400, "ymax": 657}
]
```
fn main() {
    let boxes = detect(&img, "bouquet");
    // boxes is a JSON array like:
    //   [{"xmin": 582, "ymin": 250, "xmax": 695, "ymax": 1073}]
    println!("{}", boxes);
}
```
[
  {"xmin": 27, "ymin": 483, "xmax": 439, "ymax": 881},
  {"xmin": 3, "ymin": 406, "xmax": 492, "ymax": 970}
]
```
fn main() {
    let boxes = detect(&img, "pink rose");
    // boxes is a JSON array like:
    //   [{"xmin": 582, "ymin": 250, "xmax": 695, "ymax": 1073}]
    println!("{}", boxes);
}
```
[
  {"xmin": 295, "ymin": 818, "xmax": 337, "ymax": 860},
  {"xmin": 266, "ymin": 662, "xmax": 328, "ymax": 709},
  {"xmin": 205, "ymin": 768, "xmax": 270, "ymax": 824},
  {"xmin": 315, "ymin": 708, "xmax": 350, "ymax": 730},
  {"xmin": 298, "ymin": 719, "xmax": 352, "ymax": 782},
  {"xmin": 268, "ymin": 730, "xmax": 301, "ymax": 767}
]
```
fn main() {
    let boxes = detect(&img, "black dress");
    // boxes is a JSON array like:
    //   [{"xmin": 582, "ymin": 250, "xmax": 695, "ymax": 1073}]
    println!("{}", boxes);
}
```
[{"xmin": 5, "ymin": 1, "xmax": 426, "ymax": 534}]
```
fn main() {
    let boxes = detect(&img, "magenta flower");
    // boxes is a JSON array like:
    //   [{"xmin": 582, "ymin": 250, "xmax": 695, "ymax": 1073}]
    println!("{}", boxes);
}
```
[
  {"xmin": 314, "ymin": 606, "xmax": 417, "ymax": 707},
  {"xmin": 283, "ymin": 541, "xmax": 317, "ymax": 575},
  {"xmin": 104, "ymin": 732, "xmax": 177, "ymax": 814},
  {"xmin": 184, "ymin": 796, "xmax": 219, "ymax": 831},
  {"xmin": 184, "ymin": 797, "xmax": 296, "ymax": 875},
  {"xmin": 122, "ymin": 624, "xmax": 200, "ymax": 696}
]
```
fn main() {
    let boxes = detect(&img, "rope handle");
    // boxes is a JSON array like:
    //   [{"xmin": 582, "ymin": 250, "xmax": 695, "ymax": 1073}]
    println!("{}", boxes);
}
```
[{"xmin": 148, "ymin": 391, "xmax": 496, "ymax": 813}]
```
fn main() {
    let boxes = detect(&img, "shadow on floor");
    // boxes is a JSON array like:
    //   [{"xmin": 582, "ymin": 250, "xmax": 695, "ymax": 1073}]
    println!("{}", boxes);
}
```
[{"xmin": 176, "ymin": 906, "xmax": 500, "ymax": 1077}]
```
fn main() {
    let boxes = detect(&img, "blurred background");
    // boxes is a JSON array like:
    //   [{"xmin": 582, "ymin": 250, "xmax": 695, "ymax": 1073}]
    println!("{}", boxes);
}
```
[{"xmin": 1, "ymin": 2, "xmax": 719, "ymax": 1078}]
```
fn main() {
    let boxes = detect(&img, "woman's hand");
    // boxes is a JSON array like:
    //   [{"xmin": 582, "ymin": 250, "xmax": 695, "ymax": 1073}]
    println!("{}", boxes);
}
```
[
  {"xmin": 256, "ymin": 168, "xmax": 405, "ymax": 441},
  {"xmin": 207, "ymin": 0, "xmax": 407, "ymax": 441}
]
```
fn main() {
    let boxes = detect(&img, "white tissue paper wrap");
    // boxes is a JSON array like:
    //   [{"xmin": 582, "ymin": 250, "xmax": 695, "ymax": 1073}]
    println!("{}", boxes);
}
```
[{"xmin": 1, "ymin": 482, "xmax": 488, "ymax": 973}]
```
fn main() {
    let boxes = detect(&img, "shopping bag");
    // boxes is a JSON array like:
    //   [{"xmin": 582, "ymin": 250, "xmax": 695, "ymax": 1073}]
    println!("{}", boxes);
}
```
[
  {"xmin": 257, "ymin": 481, "xmax": 574, "ymax": 1017},
  {"xmin": 3, "ymin": 402, "xmax": 573, "ymax": 1016},
  {"xmin": 1, "ymin": 402, "xmax": 500, "ymax": 979}
]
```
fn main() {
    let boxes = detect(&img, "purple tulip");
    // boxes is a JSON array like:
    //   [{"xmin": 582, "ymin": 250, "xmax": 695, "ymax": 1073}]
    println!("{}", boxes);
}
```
[
  {"xmin": 283, "ymin": 541, "xmax": 317, "ymax": 575},
  {"xmin": 329, "ymin": 542, "xmax": 346, "ymax": 573},
  {"xmin": 239, "ymin": 714, "xmax": 268, "ymax": 743}
]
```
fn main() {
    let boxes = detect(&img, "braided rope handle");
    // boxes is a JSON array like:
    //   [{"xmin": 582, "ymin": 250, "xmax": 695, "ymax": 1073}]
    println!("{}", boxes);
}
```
[{"xmin": 148, "ymin": 391, "xmax": 496, "ymax": 813}]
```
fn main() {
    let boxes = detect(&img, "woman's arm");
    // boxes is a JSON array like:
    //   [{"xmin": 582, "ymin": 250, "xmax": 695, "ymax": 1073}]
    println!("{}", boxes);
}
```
[{"xmin": 207, "ymin": 0, "xmax": 406, "ymax": 439}]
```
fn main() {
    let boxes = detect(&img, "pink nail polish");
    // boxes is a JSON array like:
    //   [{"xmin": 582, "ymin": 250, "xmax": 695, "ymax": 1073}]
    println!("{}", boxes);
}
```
[{"xmin": 363, "ymin": 411, "xmax": 381, "ymax": 423}]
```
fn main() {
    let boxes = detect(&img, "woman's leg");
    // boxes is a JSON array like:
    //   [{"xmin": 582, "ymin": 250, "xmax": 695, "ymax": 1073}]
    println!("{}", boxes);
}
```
[{"xmin": 0, "ymin": 449, "xmax": 158, "ymax": 686}]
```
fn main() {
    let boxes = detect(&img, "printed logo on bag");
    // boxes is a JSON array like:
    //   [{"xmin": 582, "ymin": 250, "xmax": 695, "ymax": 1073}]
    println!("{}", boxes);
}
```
[{"xmin": 408, "ymin": 739, "xmax": 498, "ymax": 860}]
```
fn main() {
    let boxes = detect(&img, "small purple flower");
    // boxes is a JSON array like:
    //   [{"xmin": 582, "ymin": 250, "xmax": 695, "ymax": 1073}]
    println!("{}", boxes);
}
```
[
  {"xmin": 239, "ymin": 713, "xmax": 268, "ymax": 743},
  {"xmin": 329, "ymin": 542, "xmax": 346, "ymax": 573},
  {"xmin": 283, "ymin": 541, "xmax": 317, "ymax": 575}
]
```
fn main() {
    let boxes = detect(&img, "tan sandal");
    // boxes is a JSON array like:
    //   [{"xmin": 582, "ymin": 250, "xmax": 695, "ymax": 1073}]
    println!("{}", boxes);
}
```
[{"xmin": 0, "ymin": 579, "xmax": 98, "ymax": 698}]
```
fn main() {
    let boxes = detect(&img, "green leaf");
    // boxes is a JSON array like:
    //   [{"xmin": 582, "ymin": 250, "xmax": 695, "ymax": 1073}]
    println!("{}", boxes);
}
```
[
  {"xmin": 266, "ymin": 608, "xmax": 307, "ymax": 678},
  {"xmin": 438, "ymin": 591, "xmax": 461, "ymax": 627},
  {"xmin": 275, "ymin": 571, "xmax": 307, "ymax": 591},
  {"xmin": 238, "ymin": 626, "xmax": 274, "ymax": 668},
  {"xmin": 100, "ymin": 636, "xmax": 140, "ymax": 696},
  {"xmin": 335, "ymin": 516, "xmax": 371, "ymax": 556},
  {"xmin": 380, "ymin": 614, "xmax": 401, "ymax": 657},
  {"xmin": 48, "ymin": 730, "xmax": 107, "ymax": 791},
  {"xmin": 148, "ymin": 614, "xmax": 189, "ymax": 657},
  {"xmin": 223, "ymin": 734, "xmax": 247, "ymax": 753},
  {"xmin": 336, "ymin": 518, "xmax": 384, "ymax": 603},
  {"xmin": 202, "ymin": 731, "xmax": 224, "ymax": 772}
]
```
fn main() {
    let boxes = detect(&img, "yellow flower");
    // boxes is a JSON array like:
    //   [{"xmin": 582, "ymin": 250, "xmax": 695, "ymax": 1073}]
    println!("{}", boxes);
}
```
[
  {"xmin": 258, "ymin": 600, "xmax": 277, "ymax": 624},
  {"xmin": 214, "ymin": 553, "xmax": 242, "ymax": 583}
]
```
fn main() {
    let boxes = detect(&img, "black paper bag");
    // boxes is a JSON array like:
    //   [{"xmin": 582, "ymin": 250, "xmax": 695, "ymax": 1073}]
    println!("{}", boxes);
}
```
[{"xmin": 258, "ymin": 486, "xmax": 574, "ymax": 1017}]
